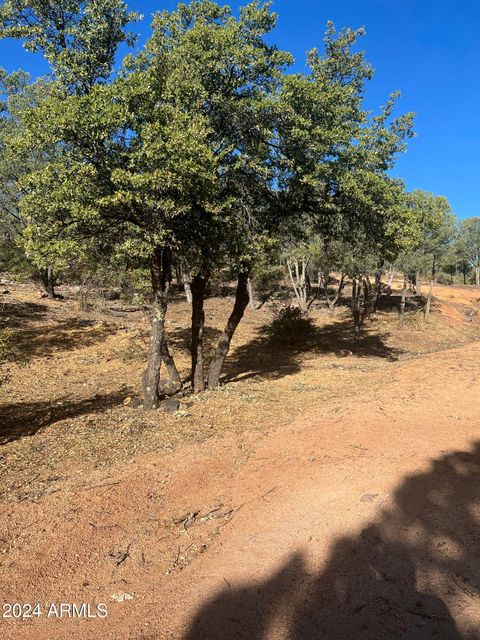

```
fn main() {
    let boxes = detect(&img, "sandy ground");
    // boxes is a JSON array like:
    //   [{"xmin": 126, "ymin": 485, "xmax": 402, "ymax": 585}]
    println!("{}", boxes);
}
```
[{"xmin": 1, "ymin": 281, "xmax": 480, "ymax": 639}]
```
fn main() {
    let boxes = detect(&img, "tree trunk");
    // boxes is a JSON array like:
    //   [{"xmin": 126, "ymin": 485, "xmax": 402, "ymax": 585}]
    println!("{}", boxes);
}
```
[
  {"xmin": 386, "ymin": 269, "xmax": 394, "ymax": 297},
  {"xmin": 415, "ymin": 271, "xmax": 421, "ymax": 296},
  {"xmin": 182, "ymin": 270, "xmax": 193, "ymax": 304},
  {"xmin": 399, "ymin": 274, "xmax": 407, "ymax": 330},
  {"xmin": 352, "ymin": 277, "xmax": 361, "ymax": 339},
  {"xmin": 39, "ymin": 266, "xmax": 56, "ymax": 299},
  {"xmin": 373, "ymin": 267, "xmax": 383, "ymax": 312},
  {"xmin": 160, "ymin": 336, "xmax": 181, "ymax": 395},
  {"xmin": 424, "ymin": 257, "xmax": 436, "ymax": 322},
  {"xmin": 321, "ymin": 271, "xmax": 345, "ymax": 311},
  {"xmin": 287, "ymin": 259, "xmax": 308, "ymax": 313},
  {"xmin": 424, "ymin": 280, "xmax": 434, "ymax": 322},
  {"xmin": 207, "ymin": 269, "xmax": 250, "ymax": 388},
  {"xmin": 476, "ymin": 266, "xmax": 480, "ymax": 287},
  {"xmin": 191, "ymin": 269, "xmax": 210, "ymax": 392},
  {"xmin": 247, "ymin": 277, "xmax": 255, "ymax": 310},
  {"xmin": 142, "ymin": 246, "xmax": 172, "ymax": 410}
]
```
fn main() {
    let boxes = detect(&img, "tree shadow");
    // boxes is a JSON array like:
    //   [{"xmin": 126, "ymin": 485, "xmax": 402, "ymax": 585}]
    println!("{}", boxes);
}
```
[
  {"xmin": 222, "ymin": 317, "xmax": 402, "ymax": 385},
  {"xmin": 0, "ymin": 300, "xmax": 49, "ymax": 329},
  {"xmin": 184, "ymin": 442, "xmax": 480, "ymax": 639},
  {"xmin": 0, "ymin": 390, "xmax": 130, "ymax": 445},
  {"xmin": 168, "ymin": 325, "xmax": 223, "ymax": 358},
  {"xmin": 1, "ymin": 304, "xmax": 118, "ymax": 361}
]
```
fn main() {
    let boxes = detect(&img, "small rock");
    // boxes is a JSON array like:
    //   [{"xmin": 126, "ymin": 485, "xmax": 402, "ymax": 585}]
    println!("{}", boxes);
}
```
[
  {"xmin": 1, "ymin": 289, "xmax": 9, "ymax": 295},
  {"xmin": 103, "ymin": 289, "xmax": 120, "ymax": 301},
  {"xmin": 360, "ymin": 493, "xmax": 379, "ymax": 503},
  {"xmin": 124, "ymin": 396, "xmax": 143, "ymax": 408},
  {"xmin": 160, "ymin": 398, "xmax": 180, "ymax": 413},
  {"xmin": 110, "ymin": 592, "xmax": 134, "ymax": 603},
  {"xmin": 336, "ymin": 349, "xmax": 353, "ymax": 358}
]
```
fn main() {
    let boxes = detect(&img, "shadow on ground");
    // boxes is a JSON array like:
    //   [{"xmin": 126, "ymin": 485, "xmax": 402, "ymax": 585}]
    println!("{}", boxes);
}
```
[
  {"xmin": 0, "ymin": 390, "xmax": 129, "ymax": 444},
  {"xmin": 222, "ymin": 316, "xmax": 402, "ymax": 385},
  {"xmin": 184, "ymin": 442, "xmax": 480, "ymax": 639},
  {"xmin": 1, "ymin": 297, "xmax": 117, "ymax": 361}
]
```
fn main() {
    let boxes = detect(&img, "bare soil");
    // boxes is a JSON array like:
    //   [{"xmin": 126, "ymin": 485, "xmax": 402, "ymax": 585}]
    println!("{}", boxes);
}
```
[{"xmin": 1, "ymin": 281, "xmax": 480, "ymax": 639}]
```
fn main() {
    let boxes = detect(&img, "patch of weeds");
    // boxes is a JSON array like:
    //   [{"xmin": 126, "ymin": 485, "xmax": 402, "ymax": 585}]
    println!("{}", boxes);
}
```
[
  {"xmin": 174, "ymin": 409, "xmax": 190, "ymax": 419},
  {"xmin": 239, "ymin": 392, "xmax": 257, "ymax": 403},
  {"xmin": 114, "ymin": 337, "xmax": 146, "ymax": 363},
  {"xmin": 0, "ymin": 329, "xmax": 10, "ymax": 361},
  {"xmin": 76, "ymin": 287, "xmax": 103, "ymax": 313}
]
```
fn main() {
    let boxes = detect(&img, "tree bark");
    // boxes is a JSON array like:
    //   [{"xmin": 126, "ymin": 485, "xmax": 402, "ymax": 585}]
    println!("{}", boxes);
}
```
[
  {"xmin": 207, "ymin": 269, "xmax": 250, "ymax": 389},
  {"xmin": 142, "ymin": 246, "xmax": 172, "ymax": 410},
  {"xmin": 191, "ymin": 269, "xmax": 210, "ymax": 392},
  {"xmin": 247, "ymin": 277, "xmax": 255, "ymax": 310},
  {"xmin": 182, "ymin": 270, "xmax": 193, "ymax": 304},
  {"xmin": 160, "ymin": 336, "xmax": 181, "ymax": 395},
  {"xmin": 424, "ymin": 280, "xmax": 434, "ymax": 322},
  {"xmin": 415, "ymin": 270, "xmax": 421, "ymax": 296},
  {"xmin": 373, "ymin": 266, "xmax": 383, "ymax": 312},
  {"xmin": 424, "ymin": 257, "xmax": 436, "ymax": 322},
  {"xmin": 320, "ymin": 271, "xmax": 345, "ymax": 311},
  {"xmin": 476, "ymin": 265, "xmax": 480, "ymax": 287},
  {"xmin": 38, "ymin": 266, "xmax": 56, "ymax": 299},
  {"xmin": 352, "ymin": 277, "xmax": 361, "ymax": 339},
  {"xmin": 287, "ymin": 259, "xmax": 308, "ymax": 313},
  {"xmin": 399, "ymin": 274, "xmax": 407, "ymax": 330}
]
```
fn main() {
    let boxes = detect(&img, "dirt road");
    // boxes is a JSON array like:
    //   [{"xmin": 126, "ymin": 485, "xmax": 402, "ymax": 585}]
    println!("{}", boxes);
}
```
[{"xmin": 2, "ymin": 329, "xmax": 480, "ymax": 639}]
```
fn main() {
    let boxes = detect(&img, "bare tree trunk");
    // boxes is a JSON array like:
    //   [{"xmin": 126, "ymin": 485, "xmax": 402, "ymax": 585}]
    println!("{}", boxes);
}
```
[
  {"xmin": 386, "ymin": 269, "xmax": 394, "ymax": 297},
  {"xmin": 174, "ymin": 265, "xmax": 182, "ymax": 286},
  {"xmin": 415, "ymin": 270, "xmax": 421, "ymax": 296},
  {"xmin": 373, "ymin": 266, "xmax": 383, "ymax": 312},
  {"xmin": 142, "ymin": 246, "xmax": 172, "ymax": 410},
  {"xmin": 191, "ymin": 269, "xmax": 210, "ymax": 392},
  {"xmin": 352, "ymin": 277, "xmax": 361, "ymax": 339},
  {"xmin": 476, "ymin": 265, "xmax": 480, "ymax": 287},
  {"xmin": 160, "ymin": 336, "xmax": 181, "ymax": 395},
  {"xmin": 320, "ymin": 271, "xmax": 345, "ymax": 311},
  {"xmin": 287, "ymin": 259, "xmax": 308, "ymax": 313},
  {"xmin": 38, "ymin": 266, "xmax": 56, "ymax": 299},
  {"xmin": 182, "ymin": 271, "xmax": 193, "ymax": 304},
  {"xmin": 424, "ymin": 257, "xmax": 436, "ymax": 322},
  {"xmin": 424, "ymin": 280, "xmax": 434, "ymax": 322},
  {"xmin": 207, "ymin": 269, "xmax": 250, "ymax": 389},
  {"xmin": 247, "ymin": 277, "xmax": 255, "ymax": 310},
  {"xmin": 399, "ymin": 273, "xmax": 407, "ymax": 330}
]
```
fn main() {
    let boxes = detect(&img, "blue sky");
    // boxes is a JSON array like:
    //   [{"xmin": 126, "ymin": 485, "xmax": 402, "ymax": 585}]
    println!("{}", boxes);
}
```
[{"xmin": 1, "ymin": 0, "xmax": 479, "ymax": 218}]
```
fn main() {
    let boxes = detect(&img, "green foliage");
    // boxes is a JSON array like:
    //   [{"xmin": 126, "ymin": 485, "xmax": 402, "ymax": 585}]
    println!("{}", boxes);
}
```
[
  {"xmin": 399, "ymin": 190, "xmax": 456, "ymax": 278},
  {"xmin": 457, "ymin": 217, "xmax": 480, "ymax": 271},
  {"xmin": 265, "ymin": 304, "xmax": 316, "ymax": 346},
  {"xmin": 0, "ymin": 0, "xmax": 140, "ymax": 92}
]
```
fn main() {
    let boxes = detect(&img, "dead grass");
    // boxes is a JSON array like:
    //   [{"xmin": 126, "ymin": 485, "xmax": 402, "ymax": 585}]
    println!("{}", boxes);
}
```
[{"xmin": 1, "ymin": 281, "xmax": 479, "ymax": 504}]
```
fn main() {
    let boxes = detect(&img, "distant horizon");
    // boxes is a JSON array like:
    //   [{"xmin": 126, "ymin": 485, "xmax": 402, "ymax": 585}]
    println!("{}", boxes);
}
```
[{"xmin": 1, "ymin": 0, "xmax": 478, "ymax": 219}]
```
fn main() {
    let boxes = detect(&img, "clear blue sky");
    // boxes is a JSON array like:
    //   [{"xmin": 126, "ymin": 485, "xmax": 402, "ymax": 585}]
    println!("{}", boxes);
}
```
[{"xmin": 1, "ymin": 0, "xmax": 479, "ymax": 218}]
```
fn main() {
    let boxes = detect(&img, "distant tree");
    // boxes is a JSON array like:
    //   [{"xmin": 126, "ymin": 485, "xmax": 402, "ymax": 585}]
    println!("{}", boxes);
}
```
[
  {"xmin": 403, "ymin": 190, "xmax": 455, "ymax": 320},
  {"xmin": 457, "ymin": 218, "xmax": 480, "ymax": 286}
]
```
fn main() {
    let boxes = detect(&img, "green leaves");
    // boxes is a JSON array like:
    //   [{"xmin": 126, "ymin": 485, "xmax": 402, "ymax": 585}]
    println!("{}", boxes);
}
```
[
  {"xmin": 0, "ymin": 0, "xmax": 140, "ymax": 92},
  {"xmin": 1, "ymin": 0, "xmax": 421, "ymax": 288}
]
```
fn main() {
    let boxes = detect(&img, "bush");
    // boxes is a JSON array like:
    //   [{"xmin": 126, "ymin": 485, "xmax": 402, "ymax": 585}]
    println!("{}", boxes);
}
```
[
  {"xmin": 265, "ymin": 304, "xmax": 316, "ymax": 346},
  {"xmin": 252, "ymin": 263, "xmax": 284, "ymax": 296},
  {"xmin": 436, "ymin": 272, "xmax": 453, "ymax": 285}
]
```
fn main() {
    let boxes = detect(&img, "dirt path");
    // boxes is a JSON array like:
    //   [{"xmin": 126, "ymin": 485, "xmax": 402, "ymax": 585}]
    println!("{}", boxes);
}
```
[{"xmin": 2, "ymin": 331, "xmax": 480, "ymax": 639}]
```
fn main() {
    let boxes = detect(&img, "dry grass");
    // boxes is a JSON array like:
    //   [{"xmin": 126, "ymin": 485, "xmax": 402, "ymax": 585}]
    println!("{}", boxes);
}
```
[{"xmin": 1, "ymin": 281, "xmax": 479, "ymax": 503}]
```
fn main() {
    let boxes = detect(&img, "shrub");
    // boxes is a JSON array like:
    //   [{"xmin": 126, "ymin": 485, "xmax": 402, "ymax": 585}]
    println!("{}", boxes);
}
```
[{"xmin": 265, "ymin": 304, "xmax": 316, "ymax": 346}]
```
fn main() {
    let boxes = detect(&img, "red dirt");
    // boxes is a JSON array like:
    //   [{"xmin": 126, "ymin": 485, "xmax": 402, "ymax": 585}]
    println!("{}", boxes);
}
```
[{"xmin": 1, "ymin": 283, "xmax": 480, "ymax": 639}]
